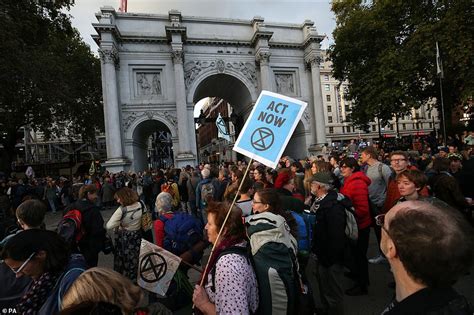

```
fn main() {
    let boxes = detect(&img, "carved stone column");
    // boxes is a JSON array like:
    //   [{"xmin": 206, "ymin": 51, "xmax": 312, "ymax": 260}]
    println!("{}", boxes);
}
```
[
  {"xmin": 307, "ymin": 55, "xmax": 327, "ymax": 147},
  {"xmin": 256, "ymin": 50, "xmax": 272, "ymax": 91},
  {"xmin": 99, "ymin": 48, "xmax": 124, "ymax": 160},
  {"xmin": 172, "ymin": 49, "xmax": 193, "ymax": 157}
]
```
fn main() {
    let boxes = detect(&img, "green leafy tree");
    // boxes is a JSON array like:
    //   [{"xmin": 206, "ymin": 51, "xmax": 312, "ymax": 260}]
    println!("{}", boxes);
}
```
[
  {"xmin": 0, "ymin": 0, "xmax": 103, "ymax": 173},
  {"xmin": 329, "ymin": 0, "xmax": 474, "ymax": 132}
]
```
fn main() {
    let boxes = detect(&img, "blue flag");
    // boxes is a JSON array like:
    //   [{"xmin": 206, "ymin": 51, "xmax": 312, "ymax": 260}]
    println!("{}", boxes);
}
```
[{"xmin": 216, "ymin": 113, "xmax": 231, "ymax": 141}]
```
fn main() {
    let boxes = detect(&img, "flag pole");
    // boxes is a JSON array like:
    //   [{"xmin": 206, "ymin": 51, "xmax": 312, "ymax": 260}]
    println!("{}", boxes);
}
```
[
  {"xmin": 436, "ymin": 41, "xmax": 447, "ymax": 146},
  {"xmin": 192, "ymin": 158, "xmax": 254, "ymax": 309},
  {"xmin": 439, "ymin": 76, "xmax": 447, "ymax": 147}
]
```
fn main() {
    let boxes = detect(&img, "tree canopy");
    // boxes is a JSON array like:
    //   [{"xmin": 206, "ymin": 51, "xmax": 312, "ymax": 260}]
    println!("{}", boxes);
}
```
[
  {"xmin": 0, "ymin": 0, "xmax": 103, "ymax": 171},
  {"xmin": 329, "ymin": 0, "xmax": 474, "ymax": 130}
]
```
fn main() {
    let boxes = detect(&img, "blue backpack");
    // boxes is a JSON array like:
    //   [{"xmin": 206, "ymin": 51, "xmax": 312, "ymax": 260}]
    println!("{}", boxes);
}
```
[
  {"xmin": 291, "ymin": 211, "xmax": 310, "ymax": 254},
  {"xmin": 159, "ymin": 212, "xmax": 204, "ymax": 263}
]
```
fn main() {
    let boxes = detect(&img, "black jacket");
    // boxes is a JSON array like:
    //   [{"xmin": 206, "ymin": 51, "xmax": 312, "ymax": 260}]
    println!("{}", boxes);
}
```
[
  {"xmin": 311, "ymin": 191, "xmax": 346, "ymax": 267},
  {"xmin": 68, "ymin": 199, "xmax": 106, "ymax": 267},
  {"xmin": 382, "ymin": 287, "xmax": 472, "ymax": 314}
]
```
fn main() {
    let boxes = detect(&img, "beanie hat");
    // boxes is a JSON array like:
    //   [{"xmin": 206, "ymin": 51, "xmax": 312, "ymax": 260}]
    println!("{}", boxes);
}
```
[
  {"xmin": 274, "ymin": 171, "xmax": 291, "ymax": 189},
  {"xmin": 311, "ymin": 172, "xmax": 334, "ymax": 185},
  {"xmin": 201, "ymin": 168, "xmax": 210, "ymax": 179}
]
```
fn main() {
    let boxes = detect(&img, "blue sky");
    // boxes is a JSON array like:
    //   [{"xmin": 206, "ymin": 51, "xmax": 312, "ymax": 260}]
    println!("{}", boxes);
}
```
[{"xmin": 69, "ymin": 0, "xmax": 336, "ymax": 51}]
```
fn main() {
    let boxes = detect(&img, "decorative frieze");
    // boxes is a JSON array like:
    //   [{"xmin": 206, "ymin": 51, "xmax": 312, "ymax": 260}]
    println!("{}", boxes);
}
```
[
  {"xmin": 227, "ymin": 61, "xmax": 258, "ymax": 87},
  {"xmin": 136, "ymin": 73, "xmax": 162, "ymax": 96},
  {"xmin": 183, "ymin": 59, "xmax": 258, "ymax": 89},
  {"xmin": 275, "ymin": 73, "xmax": 295, "ymax": 94},
  {"xmin": 184, "ymin": 60, "xmax": 216, "ymax": 88},
  {"xmin": 123, "ymin": 110, "xmax": 177, "ymax": 132}
]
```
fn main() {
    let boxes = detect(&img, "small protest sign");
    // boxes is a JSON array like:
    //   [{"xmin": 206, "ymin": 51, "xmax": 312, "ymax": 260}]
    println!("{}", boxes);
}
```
[
  {"xmin": 233, "ymin": 90, "xmax": 307, "ymax": 168},
  {"xmin": 137, "ymin": 239, "xmax": 182, "ymax": 296}
]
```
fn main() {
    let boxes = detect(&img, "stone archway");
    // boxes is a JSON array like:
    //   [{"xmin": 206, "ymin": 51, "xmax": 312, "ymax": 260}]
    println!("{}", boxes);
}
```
[
  {"xmin": 130, "ymin": 119, "xmax": 175, "ymax": 171},
  {"xmin": 192, "ymin": 73, "xmax": 255, "ymax": 116},
  {"xmin": 95, "ymin": 8, "xmax": 327, "ymax": 171}
]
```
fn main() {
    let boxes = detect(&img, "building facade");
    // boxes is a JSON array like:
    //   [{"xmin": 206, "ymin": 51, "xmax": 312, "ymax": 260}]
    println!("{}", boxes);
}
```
[{"xmin": 319, "ymin": 51, "xmax": 441, "ymax": 145}]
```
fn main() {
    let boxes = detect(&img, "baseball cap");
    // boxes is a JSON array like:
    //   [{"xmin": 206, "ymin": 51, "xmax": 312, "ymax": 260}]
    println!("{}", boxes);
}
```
[{"xmin": 311, "ymin": 172, "xmax": 334, "ymax": 185}]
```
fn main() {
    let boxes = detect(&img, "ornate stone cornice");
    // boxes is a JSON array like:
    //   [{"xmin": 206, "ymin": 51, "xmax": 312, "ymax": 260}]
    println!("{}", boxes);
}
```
[
  {"xmin": 123, "ymin": 110, "xmax": 177, "ymax": 132},
  {"xmin": 99, "ymin": 48, "xmax": 119, "ymax": 66},
  {"xmin": 171, "ymin": 50, "xmax": 184, "ymax": 64}
]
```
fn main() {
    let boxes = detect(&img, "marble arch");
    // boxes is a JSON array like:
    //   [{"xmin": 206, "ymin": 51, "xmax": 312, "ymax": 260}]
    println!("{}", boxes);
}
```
[{"xmin": 94, "ymin": 7, "xmax": 327, "ymax": 172}]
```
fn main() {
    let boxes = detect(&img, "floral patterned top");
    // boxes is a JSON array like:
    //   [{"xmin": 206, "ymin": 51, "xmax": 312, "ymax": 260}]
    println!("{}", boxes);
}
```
[{"xmin": 204, "ymin": 243, "xmax": 259, "ymax": 314}]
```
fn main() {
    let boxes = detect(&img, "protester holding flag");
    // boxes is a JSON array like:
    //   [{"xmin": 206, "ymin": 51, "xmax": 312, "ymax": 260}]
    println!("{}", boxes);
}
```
[
  {"xmin": 106, "ymin": 187, "xmax": 143, "ymax": 282},
  {"xmin": 192, "ymin": 202, "xmax": 258, "ymax": 315}
]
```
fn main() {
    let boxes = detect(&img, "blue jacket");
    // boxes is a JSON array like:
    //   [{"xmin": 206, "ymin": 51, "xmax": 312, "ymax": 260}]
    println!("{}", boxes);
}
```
[{"xmin": 39, "ymin": 254, "xmax": 87, "ymax": 315}]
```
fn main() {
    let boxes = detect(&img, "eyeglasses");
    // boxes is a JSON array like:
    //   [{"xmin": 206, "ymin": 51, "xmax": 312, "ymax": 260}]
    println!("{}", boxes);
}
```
[
  {"xmin": 390, "ymin": 159, "xmax": 406, "ymax": 163},
  {"xmin": 252, "ymin": 200, "xmax": 264, "ymax": 204},
  {"xmin": 375, "ymin": 214, "xmax": 390, "ymax": 236},
  {"xmin": 340, "ymin": 165, "xmax": 349, "ymax": 169},
  {"xmin": 11, "ymin": 252, "xmax": 35, "ymax": 274}
]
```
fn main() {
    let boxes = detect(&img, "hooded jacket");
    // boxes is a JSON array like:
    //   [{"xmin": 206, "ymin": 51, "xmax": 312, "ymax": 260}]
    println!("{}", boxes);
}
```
[{"xmin": 340, "ymin": 171, "xmax": 372, "ymax": 229}]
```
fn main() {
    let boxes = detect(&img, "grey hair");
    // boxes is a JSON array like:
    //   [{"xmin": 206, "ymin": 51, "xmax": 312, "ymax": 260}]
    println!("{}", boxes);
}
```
[{"xmin": 155, "ymin": 192, "xmax": 173, "ymax": 214}]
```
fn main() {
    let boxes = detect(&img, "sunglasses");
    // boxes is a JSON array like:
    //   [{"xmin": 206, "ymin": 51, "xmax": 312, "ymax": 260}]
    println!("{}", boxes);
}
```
[{"xmin": 11, "ymin": 252, "xmax": 35, "ymax": 274}]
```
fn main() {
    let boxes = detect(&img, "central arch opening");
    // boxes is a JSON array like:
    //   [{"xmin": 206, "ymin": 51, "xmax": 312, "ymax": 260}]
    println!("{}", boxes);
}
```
[
  {"xmin": 132, "ymin": 119, "xmax": 174, "ymax": 171},
  {"xmin": 193, "ymin": 73, "xmax": 254, "ymax": 163}
]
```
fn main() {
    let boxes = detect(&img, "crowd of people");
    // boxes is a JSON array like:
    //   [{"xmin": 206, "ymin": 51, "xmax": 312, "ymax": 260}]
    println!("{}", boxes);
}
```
[{"xmin": 0, "ymin": 136, "xmax": 473, "ymax": 314}]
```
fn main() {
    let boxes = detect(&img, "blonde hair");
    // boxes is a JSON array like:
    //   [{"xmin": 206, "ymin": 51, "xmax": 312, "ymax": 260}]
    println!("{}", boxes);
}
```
[{"xmin": 61, "ymin": 267, "xmax": 143, "ymax": 314}]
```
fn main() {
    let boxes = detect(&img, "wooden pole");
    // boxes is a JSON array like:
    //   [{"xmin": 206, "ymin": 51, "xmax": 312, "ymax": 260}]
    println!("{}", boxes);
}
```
[{"xmin": 192, "ymin": 158, "xmax": 254, "ymax": 309}]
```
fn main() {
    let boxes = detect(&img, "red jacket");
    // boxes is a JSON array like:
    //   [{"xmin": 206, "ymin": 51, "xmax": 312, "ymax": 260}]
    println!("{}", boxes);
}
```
[
  {"xmin": 153, "ymin": 212, "xmax": 173, "ymax": 247},
  {"xmin": 340, "ymin": 171, "xmax": 372, "ymax": 229},
  {"xmin": 382, "ymin": 165, "xmax": 430, "ymax": 214}
]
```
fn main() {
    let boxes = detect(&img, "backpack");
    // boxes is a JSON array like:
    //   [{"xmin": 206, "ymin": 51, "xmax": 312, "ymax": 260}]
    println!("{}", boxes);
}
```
[
  {"xmin": 200, "ymin": 182, "xmax": 214, "ymax": 207},
  {"xmin": 120, "ymin": 201, "xmax": 153, "ymax": 242},
  {"xmin": 161, "ymin": 183, "xmax": 175, "ymax": 198},
  {"xmin": 57, "ymin": 209, "xmax": 85, "ymax": 246},
  {"xmin": 160, "ymin": 212, "xmax": 204, "ymax": 264},
  {"xmin": 291, "ymin": 211, "xmax": 310, "ymax": 254},
  {"xmin": 336, "ymin": 193, "xmax": 359, "ymax": 241},
  {"xmin": 246, "ymin": 212, "xmax": 300, "ymax": 314}
]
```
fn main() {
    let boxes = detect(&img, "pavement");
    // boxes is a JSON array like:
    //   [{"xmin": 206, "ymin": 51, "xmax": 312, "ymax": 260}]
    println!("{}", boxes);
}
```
[{"xmin": 44, "ymin": 209, "xmax": 474, "ymax": 315}]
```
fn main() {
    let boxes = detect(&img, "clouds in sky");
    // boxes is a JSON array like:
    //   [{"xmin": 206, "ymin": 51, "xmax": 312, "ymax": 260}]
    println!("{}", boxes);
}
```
[{"xmin": 69, "ymin": 0, "xmax": 335, "ymax": 50}]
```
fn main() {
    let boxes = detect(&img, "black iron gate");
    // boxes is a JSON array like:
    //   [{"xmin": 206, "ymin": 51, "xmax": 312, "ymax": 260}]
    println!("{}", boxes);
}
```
[{"xmin": 148, "ymin": 131, "xmax": 173, "ymax": 169}]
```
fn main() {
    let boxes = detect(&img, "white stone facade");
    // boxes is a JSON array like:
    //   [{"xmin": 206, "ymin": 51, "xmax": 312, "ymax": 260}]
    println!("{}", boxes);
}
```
[{"xmin": 93, "ymin": 7, "xmax": 328, "ymax": 171}]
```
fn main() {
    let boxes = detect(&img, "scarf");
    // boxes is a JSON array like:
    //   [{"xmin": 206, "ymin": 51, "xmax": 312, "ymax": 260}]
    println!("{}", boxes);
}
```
[{"xmin": 17, "ymin": 271, "xmax": 60, "ymax": 314}]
